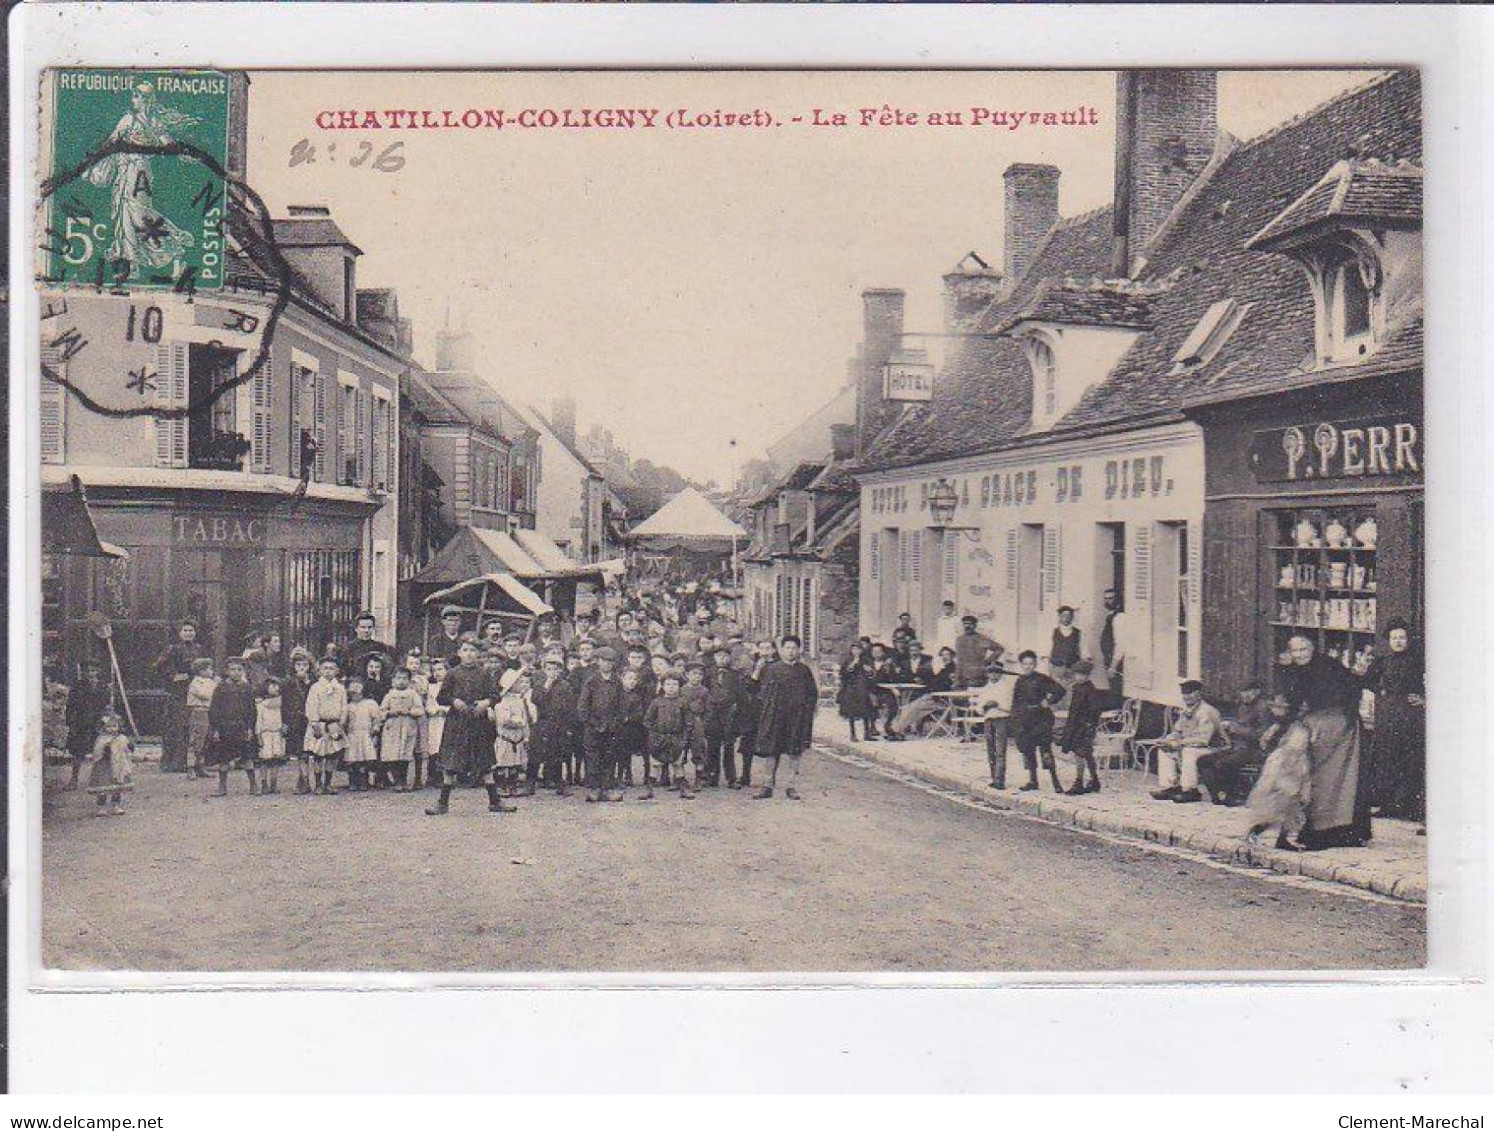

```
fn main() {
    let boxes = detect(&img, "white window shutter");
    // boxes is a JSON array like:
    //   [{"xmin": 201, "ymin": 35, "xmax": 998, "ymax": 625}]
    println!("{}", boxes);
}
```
[
  {"xmin": 897, "ymin": 530, "xmax": 908, "ymax": 583},
  {"xmin": 1042, "ymin": 526, "xmax": 1061, "ymax": 605},
  {"xmin": 909, "ymin": 530, "xmax": 922, "ymax": 583},
  {"xmin": 313, "ymin": 372, "xmax": 328, "ymax": 482},
  {"xmin": 154, "ymin": 343, "xmax": 188, "ymax": 468},
  {"xmin": 943, "ymin": 532, "xmax": 958, "ymax": 588},
  {"xmin": 868, "ymin": 530, "xmax": 880, "ymax": 580},
  {"xmin": 1188, "ymin": 524, "xmax": 1202, "ymax": 608},
  {"xmin": 40, "ymin": 346, "xmax": 67, "ymax": 464},
  {"xmin": 1129, "ymin": 524, "xmax": 1154, "ymax": 690},
  {"xmin": 355, "ymin": 387, "xmax": 368, "ymax": 485},
  {"xmin": 1005, "ymin": 529, "xmax": 1018, "ymax": 591},
  {"xmin": 288, "ymin": 366, "xmax": 302, "ymax": 477},
  {"xmin": 250, "ymin": 361, "xmax": 272, "ymax": 473}
]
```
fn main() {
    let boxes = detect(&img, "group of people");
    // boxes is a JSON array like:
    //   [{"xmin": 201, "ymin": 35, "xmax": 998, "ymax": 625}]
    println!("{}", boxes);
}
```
[
  {"xmin": 59, "ymin": 589, "xmax": 825, "ymax": 819},
  {"xmin": 833, "ymin": 600, "xmax": 1426, "ymax": 852}
]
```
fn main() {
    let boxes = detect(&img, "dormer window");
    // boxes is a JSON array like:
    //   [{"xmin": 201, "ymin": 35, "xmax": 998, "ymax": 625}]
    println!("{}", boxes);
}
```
[
  {"xmin": 1171, "ymin": 298, "xmax": 1250, "ymax": 374},
  {"xmin": 1034, "ymin": 339, "xmax": 1058, "ymax": 417},
  {"xmin": 1246, "ymin": 159, "xmax": 1420, "ymax": 371}
]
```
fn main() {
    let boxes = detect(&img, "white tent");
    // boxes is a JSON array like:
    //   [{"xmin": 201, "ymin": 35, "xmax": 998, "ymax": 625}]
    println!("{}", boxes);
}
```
[{"xmin": 625, "ymin": 487, "xmax": 747, "ymax": 550}]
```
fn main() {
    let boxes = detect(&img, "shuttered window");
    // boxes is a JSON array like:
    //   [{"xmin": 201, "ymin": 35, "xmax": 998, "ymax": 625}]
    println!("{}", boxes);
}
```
[
  {"xmin": 154, "ymin": 343, "xmax": 188, "ymax": 468},
  {"xmin": 909, "ymin": 530, "xmax": 923, "ymax": 582},
  {"xmin": 1041, "ymin": 526, "xmax": 1061, "ymax": 609},
  {"xmin": 338, "ymin": 383, "xmax": 356, "ymax": 485},
  {"xmin": 943, "ymin": 532, "xmax": 958, "ymax": 587},
  {"xmin": 40, "ymin": 345, "xmax": 67, "ymax": 464},
  {"xmin": 354, "ymin": 387, "xmax": 368, "ymax": 486},
  {"xmin": 313, "ymin": 371, "xmax": 328, "ymax": 482},
  {"xmin": 1005, "ymin": 529, "xmax": 1018, "ymax": 591},
  {"xmin": 371, "ymin": 394, "xmax": 388, "ymax": 492},
  {"xmin": 897, "ymin": 530, "xmax": 908, "ymax": 583},
  {"xmin": 868, "ymin": 530, "xmax": 880, "ymax": 580},
  {"xmin": 250, "ymin": 360, "xmax": 272, "ymax": 473},
  {"xmin": 288, "ymin": 364, "xmax": 302, "ymax": 476}
]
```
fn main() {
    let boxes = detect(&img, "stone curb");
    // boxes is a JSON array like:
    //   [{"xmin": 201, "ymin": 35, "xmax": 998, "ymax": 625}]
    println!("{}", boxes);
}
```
[{"xmin": 819, "ymin": 734, "xmax": 1426, "ymax": 905}]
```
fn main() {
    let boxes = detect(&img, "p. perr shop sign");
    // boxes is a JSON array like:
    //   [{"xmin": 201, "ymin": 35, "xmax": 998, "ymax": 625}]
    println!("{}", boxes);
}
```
[{"xmin": 883, "ymin": 360, "xmax": 935, "ymax": 402}]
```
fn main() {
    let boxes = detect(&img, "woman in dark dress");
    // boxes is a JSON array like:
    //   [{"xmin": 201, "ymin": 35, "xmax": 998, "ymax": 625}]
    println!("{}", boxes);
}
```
[
  {"xmin": 425, "ymin": 639, "xmax": 505, "ymax": 815},
  {"xmin": 1360, "ymin": 618, "xmax": 1425, "ymax": 823},
  {"xmin": 1279, "ymin": 633, "xmax": 1371, "ymax": 849},
  {"xmin": 836, "ymin": 641, "xmax": 878, "ymax": 740}
]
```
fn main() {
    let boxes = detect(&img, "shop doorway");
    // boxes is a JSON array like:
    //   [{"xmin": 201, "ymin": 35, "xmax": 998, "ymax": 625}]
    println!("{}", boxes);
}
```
[
  {"xmin": 1097, "ymin": 522, "xmax": 1126, "ymax": 606},
  {"xmin": 878, "ymin": 528, "xmax": 899, "ymax": 639}
]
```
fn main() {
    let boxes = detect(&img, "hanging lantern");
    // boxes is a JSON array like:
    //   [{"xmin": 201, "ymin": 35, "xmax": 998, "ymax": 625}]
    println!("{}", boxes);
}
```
[{"xmin": 928, "ymin": 477, "xmax": 959, "ymax": 526}]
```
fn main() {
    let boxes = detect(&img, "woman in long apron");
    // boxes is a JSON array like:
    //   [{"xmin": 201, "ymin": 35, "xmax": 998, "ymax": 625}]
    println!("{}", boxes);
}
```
[{"xmin": 1280, "ymin": 633, "xmax": 1371, "ymax": 849}]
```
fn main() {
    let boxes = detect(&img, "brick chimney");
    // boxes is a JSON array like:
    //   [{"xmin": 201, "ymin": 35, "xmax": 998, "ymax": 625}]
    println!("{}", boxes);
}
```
[
  {"xmin": 1003, "ymin": 164, "xmax": 1060, "ymax": 284},
  {"xmin": 1113, "ymin": 69, "xmax": 1218, "ymax": 275},
  {"xmin": 829, "ymin": 422, "xmax": 856, "ymax": 463},
  {"xmin": 854, "ymin": 288, "xmax": 905, "ymax": 457},
  {"xmin": 551, "ymin": 396, "xmax": 577, "ymax": 448},
  {"xmin": 942, "ymin": 252, "xmax": 1004, "ymax": 333},
  {"xmin": 276, "ymin": 205, "xmax": 360, "ymax": 322}
]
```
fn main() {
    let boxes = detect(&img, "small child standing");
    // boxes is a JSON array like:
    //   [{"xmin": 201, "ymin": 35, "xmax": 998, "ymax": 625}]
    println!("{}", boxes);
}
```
[
  {"xmin": 643, "ymin": 673, "xmax": 693, "ymax": 800},
  {"xmin": 255, "ymin": 676, "xmax": 288, "ymax": 795},
  {"xmin": 489, "ymin": 668, "xmax": 533, "ymax": 808},
  {"xmin": 86, "ymin": 710, "xmax": 133, "ymax": 816},
  {"xmin": 421, "ymin": 657, "xmax": 449, "ymax": 791},
  {"xmin": 615, "ymin": 667, "xmax": 649, "ymax": 792},
  {"xmin": 1058, "ymin": 659, "xmax": 1105, "ymax": 795},
  {"xmin": 184, "ymin": 657, "xmax": 218, "ymax": 780},
  {"xmin": 206, "ymin": 656, "xmax": 258, "ymax": 797},
  {"xmin": 380, "ymin": 666, "xmax": 425, "ymax": 793},
  {"xmin": 679, "ymin": 661, "xmax": 710, "ymax": 793},
  {"xmin": 343, "ymin": 678, "xmax": 382, "ymax": 792},
  {"xmin": 304, "ymin": 657, "xmax": 348, "ymax": 795}
]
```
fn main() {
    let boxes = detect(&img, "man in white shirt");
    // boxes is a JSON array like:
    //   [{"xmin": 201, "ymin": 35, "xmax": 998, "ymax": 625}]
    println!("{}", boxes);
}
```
[
  {"xmin": 1151, "ymin": 680, "xmax": 1227, "ymax": 803},
  {"xmin": 970, "ymin": 662, "xmax": 1014, "ymax": 789},
  {"xmin": 933, "ymin": 600, "xmax": 961, "ymax": 655}
]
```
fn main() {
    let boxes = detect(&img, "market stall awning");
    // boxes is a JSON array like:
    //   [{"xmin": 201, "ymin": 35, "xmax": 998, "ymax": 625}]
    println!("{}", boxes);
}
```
[
  {"xmin": 513, "ymin": 528, "xmax": 609, "ymax": 581},
  {"xmin": 409, "ymin": 525, "xmax": 551, "ymax": 586},
  {"xmin": 624, "ymin": 487, "xmax": 747, "ymax": 550},
  {"xmin": 421, "ymin": 572, "xmax": 553, "ymax": 617},
  {"xmin": 42, "ymin": 475, "xmax": 129, "ymax": 559}
]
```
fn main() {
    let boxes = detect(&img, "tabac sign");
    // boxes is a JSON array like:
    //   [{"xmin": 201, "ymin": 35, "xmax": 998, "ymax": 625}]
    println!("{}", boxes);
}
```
[
  {"xmin": 1251, "ymin": 416, "xmax": 1423, "ymax": 483},
  {"xmin": 46, "ymin": 69, "xmax": 232, "ymax": 291},
  {"xmin": 883, "ymin": 359, "xmax": 935, "ymax": 402}
]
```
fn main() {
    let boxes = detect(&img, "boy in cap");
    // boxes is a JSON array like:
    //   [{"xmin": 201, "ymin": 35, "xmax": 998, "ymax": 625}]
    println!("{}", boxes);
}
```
[
  {"xmin": 575, "ymin": 646, "xmax": 625, "ymax": 802},
  {"xmin": 679, "ymin": 658, "xmax": 711, "ymax": 788},
  {"xmin": 1057, "ymin": 659, "xmax": 1104, "ymax": 794},
  {"xmin": 1010, "ymin": 650, "xmax": 1066, "ymax": 792},
  {"xmin": 643, "ymin": 673, "xmax": 693, "ymax": 800},
  {"xmin": 752, "ymin": 635, "xmax": 819, "ymax": 800}
]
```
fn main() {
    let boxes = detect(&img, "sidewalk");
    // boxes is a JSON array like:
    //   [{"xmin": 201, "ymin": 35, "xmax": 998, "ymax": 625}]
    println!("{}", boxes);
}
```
[{"xmin": 813, "ymin": 706, "xmax": 1427, "ymax": 904}]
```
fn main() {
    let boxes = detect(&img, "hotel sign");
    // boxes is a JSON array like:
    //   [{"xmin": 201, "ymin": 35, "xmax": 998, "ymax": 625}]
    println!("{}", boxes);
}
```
[
  {"xmin": 883, "ymin": 361, "xmax": 935, "ymax": 402},
  {"xmin": 1251, "ymin": 416, "xmax": 1422, "ymax": 483}
]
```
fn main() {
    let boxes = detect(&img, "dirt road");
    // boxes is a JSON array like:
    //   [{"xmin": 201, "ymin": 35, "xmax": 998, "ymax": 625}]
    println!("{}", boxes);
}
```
[{"xmin": 42, "ymin": 750, "xmax": 1425, "ymax": 972}]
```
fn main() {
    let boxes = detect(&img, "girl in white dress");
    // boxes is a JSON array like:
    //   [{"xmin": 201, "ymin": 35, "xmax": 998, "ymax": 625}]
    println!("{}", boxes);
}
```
[
  {"xmin": 491, "ymin": 668, "xmax": 536, "ymax": 799},
  {"xmin": 255, "ymin": 677, "xmax": 287, "ymax": 795},
  {"xmin": 422, "ymin": 658, "xmax": 449, "ymax": 790}
]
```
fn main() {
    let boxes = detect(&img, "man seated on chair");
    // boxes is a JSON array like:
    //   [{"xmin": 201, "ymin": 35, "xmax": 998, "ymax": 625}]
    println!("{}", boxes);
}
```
[
  {"xmin": 885, "ymin": 645, "xmax": 958, "ymax": 741},
  {"xmin": 1196, "ymin": 680, "xmax": 1274, "ymax": 806},
  {"xmin": 1150, "ymin": 679, "xmax": 1227, "ymax": 803}
]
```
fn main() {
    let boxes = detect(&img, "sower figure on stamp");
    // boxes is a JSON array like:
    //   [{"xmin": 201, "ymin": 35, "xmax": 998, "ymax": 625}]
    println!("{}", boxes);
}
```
[
  {"xmin": 752, "ymin": 635, "xmax": 819, "ymax": 801},
  {"xmin": 426, "ymin": 639, "xmax": 504, "ymax": 815}
]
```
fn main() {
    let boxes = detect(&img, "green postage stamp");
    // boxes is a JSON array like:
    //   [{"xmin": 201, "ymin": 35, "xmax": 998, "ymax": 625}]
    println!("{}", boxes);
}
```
[{"xmin": 46, "ymin": 68, "xmax": 232, "ymax": 291}]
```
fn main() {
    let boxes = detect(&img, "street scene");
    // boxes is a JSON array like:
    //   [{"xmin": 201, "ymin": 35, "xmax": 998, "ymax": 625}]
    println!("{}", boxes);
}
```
[{"xmin": 36, "ymin": 66, "xmax": 1425, "ymax": 973}]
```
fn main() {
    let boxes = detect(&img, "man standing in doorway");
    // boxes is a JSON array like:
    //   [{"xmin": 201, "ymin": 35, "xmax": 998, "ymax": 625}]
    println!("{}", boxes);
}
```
[
  {"xmin": 1099, "ymin": 588, "xmax": 1127, "ymax": 700},
  {"xmin": 933, "ymin": 599, "xmax": 961, "ymax": 655}
]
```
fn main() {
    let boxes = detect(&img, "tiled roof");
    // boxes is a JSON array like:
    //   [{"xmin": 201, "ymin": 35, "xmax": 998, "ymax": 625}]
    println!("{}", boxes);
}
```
[
  {"xmin": 405, "ymin": 367, "xmax": 468, "ymax": 426},
  {"xmin": 996, "ymin": 277, "xmax": 1156, "ymax": 334},
  {"xmin": 860, "ymin": 68, "xmax": 1421, "ymax": 471},
  {"xmin": 271, "ymin": 216, "xmax": 362, "ymax": 254},
  {"xmin": 1247, "ymin": 159, "xmax": 1422, "ymax": 251}
]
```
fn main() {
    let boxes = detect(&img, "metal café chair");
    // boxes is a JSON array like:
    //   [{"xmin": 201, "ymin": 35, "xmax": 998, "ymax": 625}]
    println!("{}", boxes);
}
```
[
  {"xmin": 1093, "ymin": 697, "xmax": 1141, "ymax": 772},
  {"xmin": 1129, "ymin": 704, "xmax": 1181, "ymax": 783}
]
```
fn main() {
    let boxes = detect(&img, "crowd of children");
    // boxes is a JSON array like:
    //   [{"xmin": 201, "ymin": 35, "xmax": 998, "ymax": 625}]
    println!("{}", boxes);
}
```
[{"xmin": 52, "ymin": 592, "xmax": 822, "ymax": 819}]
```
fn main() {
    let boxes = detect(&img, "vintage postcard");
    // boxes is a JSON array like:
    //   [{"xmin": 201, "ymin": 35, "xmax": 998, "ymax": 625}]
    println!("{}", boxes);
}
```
[{"xmin": 31, "ymin": 66, "xmax": 1427, "ymax": 975}]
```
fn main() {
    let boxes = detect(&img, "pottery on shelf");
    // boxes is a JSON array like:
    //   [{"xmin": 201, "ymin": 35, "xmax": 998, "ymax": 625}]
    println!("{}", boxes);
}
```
[
  {"xmin": 1324, "ymin": 518, "xmax": 1350, "ymax": 548},
  {"xmin": 1294, "ymin": 518, "xmax": 1319, "ymax": 548},
  {"xmin": 1354, "ymin": 516, "xmax": 1378, "ymax": 549}
]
